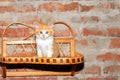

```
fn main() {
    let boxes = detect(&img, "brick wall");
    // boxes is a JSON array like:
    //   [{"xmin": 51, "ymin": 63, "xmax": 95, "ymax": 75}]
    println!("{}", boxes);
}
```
[{"xmin": 0, "ymin": 0, "xmax": 120, "ymax": 80}]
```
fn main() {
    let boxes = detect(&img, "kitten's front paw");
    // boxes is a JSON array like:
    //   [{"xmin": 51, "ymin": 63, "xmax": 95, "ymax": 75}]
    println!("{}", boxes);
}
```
[
  {"xmin": 37, "ymin": 53, "xmax": 43, "ymax": 57},
  {"xmin": 47, "ymin": 53, "xmax": 53, "ymax": 57},
  {"xmin": 38, "ymin": 55, "xmax": 42, "ymax": 57},
  {"xmin": 47, "ymin": 55, "xmax": 52, "ymax": 57}
]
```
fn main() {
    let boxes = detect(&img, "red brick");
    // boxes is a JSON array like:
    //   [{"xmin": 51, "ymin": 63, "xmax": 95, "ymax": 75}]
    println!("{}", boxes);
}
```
[
  {"xmin": 65, "ymin": 2, "xmax": 79, "ymax": 11},
  {"xmin": 0, "ymin": 6, "xmax": 15, "ymax": 13},
  {"xmin": 80, "ymin": 65, "xmax": 100, "ymax": 74},
  {"xmin": 91, "ymin": 16, "xmax": 100, "ymax": 22},
  {"xmin": 25, "ymin": 16, "xmax": 43, "ymax": 24},
  {"xmin": 98, "ymin": 2, "xmax": 115, "ymax": 11},
  {"xmin": 76, "ymin": 39, "xmax": 88, "ymax": 46},
  {"xmin": 0, "ymin": 0, "xmax": 14, "ymax": 2},
  {"xmin": 48, "ymin": 76, "xmax": 57, "ymax": 80},
  {"xmin": 0, "ymin": 21, "xmax": 7, "ymax": 26},
  {"xmin": 41, "ymin": 2, "xmax": 65, "ymax": 12},
  {"xmin": 53, "ymin": 2, "xmax": 65, "ymax": 12},
  {"xmin": 109, "ymin": 38, "xmax": 120, "ymax": 48},
  {"xmin": 92, "ymin": 39, "xmax": 96, "ymax": 44},
  {"xmin": 80, "ymin": 5, "xmax": 95, "ymax": 12},
  {"xmin": 43, "ymin": 2, "xmax": 55, "ymax": 12},
  {"xmin": 80, "ymin": 16, "xmax": 100, "ymax": 23},
  {"xmin": 104, "ymin": 65, "xmax": 120, "ymax": 74},
  {"xmin": 8, "ymin": 77, "xmax": 27, "ymax": 80},
  {"xmin": 36, "ymin": 77, "xmax": 48, "ymax": 80},
  {"xmin": 0, "ymin": 27, "xmax": 29, "ymax": 37},
  {"xmin": 24, "ymin": 78, "xmax": 36, "ymax": 80},
  {"xmin": 37, "ymin": 4, "xmax": 42, "ymax": 11},
  {"xmin": 109, "ymin": 3, "xmax": 115, "ymax": 9},
  {"xmin": 54, "ymin": 29, "xmax": 77, "ymax": 37},
  {"xmin": 0, "ymin": 77, "xmax": 4, "ymax": 80},
  {"xmin": 83, "ymin": 28, "xmax": 104, "ymax": 36},
  {"xmin": 63, "ymin": 77, "xmax": 78, "ymax": 80},
  {"xmin": 108, "ymin": 28, "xmax": 120, "ymax": 37},
  {"xmin": 15, "ymin": 4, "xmax": 35, "ymax": 12},
  {"xmin": 38, "ymin": 2, "xmax": 79, "ymax": 12},
  {"xmin": 97, "ymin": 52, "xmax": 120, "ymax": 62},
  {"xmin": 81, "ymin": 77, "xmax": 117, "ymax": 80},
  {"xmin": 8, "ymin": 77, "xmax": 49, "ymax": 80},
  {"xmin": 80, "ymin": 16, "xmax": 88, "ymax": 23}
]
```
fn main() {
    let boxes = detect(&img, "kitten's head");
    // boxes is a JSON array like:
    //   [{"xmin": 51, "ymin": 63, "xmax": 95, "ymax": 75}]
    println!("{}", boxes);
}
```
[{"xmin": 35, "ymin": 23, "xmax": 54, "ymax": 39}]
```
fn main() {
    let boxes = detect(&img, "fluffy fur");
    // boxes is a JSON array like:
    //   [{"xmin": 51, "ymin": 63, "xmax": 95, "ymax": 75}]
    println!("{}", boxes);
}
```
[{"xmin": 35, "ymin": 23, "xmax": 54, "ymax": 57}]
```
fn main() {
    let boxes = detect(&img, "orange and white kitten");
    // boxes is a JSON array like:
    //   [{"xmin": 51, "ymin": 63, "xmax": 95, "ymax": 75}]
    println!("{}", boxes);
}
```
[{"xmin": 35, "ymin": 23, "xmax": 54, "ymax": 57}]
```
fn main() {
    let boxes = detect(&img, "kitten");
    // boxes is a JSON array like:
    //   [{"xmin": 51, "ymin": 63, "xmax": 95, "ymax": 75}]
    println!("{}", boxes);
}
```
[{"xmin": 35, "ymin": 23, "xmax": 54, "ymax": 57}]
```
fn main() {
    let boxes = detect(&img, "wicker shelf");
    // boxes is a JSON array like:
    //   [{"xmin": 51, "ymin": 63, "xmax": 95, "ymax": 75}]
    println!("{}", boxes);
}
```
[
  {"xmin": 0, "ymin": 21, "xmax": 84, "ymax": 78},
  {"xmin": 1, "ymin": 54, "xmax": 83, "ymax": 65}
]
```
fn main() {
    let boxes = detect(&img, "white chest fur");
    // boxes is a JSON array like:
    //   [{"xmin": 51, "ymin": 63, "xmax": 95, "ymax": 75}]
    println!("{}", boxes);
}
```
[{"xmin": 36, "ymin": 36, "xmax": 54, "ymax": 57}]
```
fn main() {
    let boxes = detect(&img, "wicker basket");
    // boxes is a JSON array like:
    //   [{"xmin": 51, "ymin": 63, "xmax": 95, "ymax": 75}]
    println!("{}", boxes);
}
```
[{"xmin": 0, "ymin": 21, "xmax": 84, "ymax": 78}]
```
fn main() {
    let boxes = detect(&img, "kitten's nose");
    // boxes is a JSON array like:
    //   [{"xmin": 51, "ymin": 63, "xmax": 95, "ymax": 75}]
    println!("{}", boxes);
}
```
[{"xmin": 42, "ymin": 34, "xmax": 45, "ymax": 38}]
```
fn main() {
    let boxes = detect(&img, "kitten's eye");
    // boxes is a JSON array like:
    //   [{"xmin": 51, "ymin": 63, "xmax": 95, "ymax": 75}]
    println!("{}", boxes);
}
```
[
  {"xmin": 46, "ymin": 31, "xmax": 49, "ymax": 34},
  {"xmin": 40, "ymin": 31, "xmax": 43, "ymax": 34}
]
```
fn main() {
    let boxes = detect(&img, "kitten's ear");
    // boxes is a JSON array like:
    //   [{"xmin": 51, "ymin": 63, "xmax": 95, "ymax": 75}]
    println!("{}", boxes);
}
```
[
  {"xmin": 48, "ymin": 23, "xmax": 54, "ymax": 28},
  {"xmin": 33, "ymin": 22, "xmax": 40, "ymax": 28},
  {"xmin": 35, "ymin": 25, "xmax": 39, "ymax": 28}
]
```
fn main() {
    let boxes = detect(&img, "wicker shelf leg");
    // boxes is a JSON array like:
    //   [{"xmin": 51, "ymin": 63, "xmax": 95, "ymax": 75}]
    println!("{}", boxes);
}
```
[
  {"xmin": 1, "ymin": 64, "xmax": 7, "ymax": 78},
  {"xmin": 71, "ymin": 65, "xmax": 76, "ymax": 76}
]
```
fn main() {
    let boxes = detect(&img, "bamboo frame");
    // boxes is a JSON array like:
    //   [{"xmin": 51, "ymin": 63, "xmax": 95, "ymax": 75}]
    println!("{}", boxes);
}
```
[
  {"xmin": 7, "ymin": 71, "xmax": 72, "ymax": 76},
  {"xmin": 0, "ymin": 21, "xmax": 84, "ymax": 78}
]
